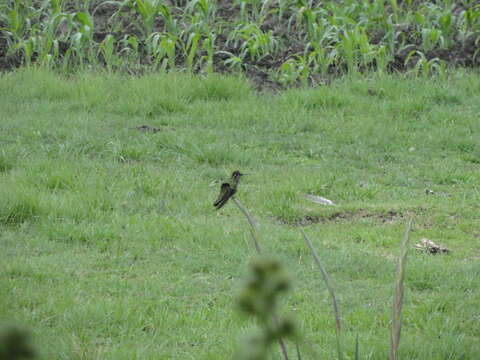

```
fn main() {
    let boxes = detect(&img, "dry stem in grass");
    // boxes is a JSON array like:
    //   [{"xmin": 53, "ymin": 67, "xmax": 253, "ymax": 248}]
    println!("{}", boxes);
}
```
[
  {"xmin": 300, "ymin": 227, "xmax": 343, "ymax": 360},
  {"xmin": 232, "ymin": 198, "xmax": 262, "ymax": 254},
  {"xmin": 355, "ymin": 334, "xmax": 359, "ymax": 360},
  {"xmin": 389, "ymin": 218, "xmax": 413, "ymax": 360}
]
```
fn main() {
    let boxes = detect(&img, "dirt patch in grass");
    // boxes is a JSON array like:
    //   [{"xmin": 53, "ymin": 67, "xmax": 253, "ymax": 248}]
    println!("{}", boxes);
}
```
[{"xmin": 279, "ymin": 208, "xmax": 425, "ymax": 226}]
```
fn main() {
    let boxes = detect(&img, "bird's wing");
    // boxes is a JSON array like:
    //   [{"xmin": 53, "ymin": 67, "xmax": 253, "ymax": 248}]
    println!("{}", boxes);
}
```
[
  {"xmin": 214, "ymin": 184, "xmax": 235, "ymax": 209},
  {"xmin": 213, "ymin": 183, "xmax": 231, "ymax": 208}
]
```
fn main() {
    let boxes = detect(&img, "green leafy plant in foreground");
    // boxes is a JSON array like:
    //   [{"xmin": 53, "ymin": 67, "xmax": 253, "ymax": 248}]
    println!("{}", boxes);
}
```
[
  {"xmin": 0, "ymin": 324, "xmax": 35, "ymax": 360},
  {"xmin": 237, "ymin": 257, "xmax": 297, "ymax": 360}
]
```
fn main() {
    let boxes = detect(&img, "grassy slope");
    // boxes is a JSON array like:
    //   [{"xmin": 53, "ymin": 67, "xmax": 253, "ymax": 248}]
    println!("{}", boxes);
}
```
[{"xmin": 0, "ymin": 69, "xmax": 479, "ymax": 359}]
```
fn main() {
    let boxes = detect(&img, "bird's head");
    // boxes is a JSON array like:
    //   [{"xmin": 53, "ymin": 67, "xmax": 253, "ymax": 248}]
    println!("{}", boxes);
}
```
[{"xmin": 231, "ymin": 170, "xmax": 245, "ymax": 181}]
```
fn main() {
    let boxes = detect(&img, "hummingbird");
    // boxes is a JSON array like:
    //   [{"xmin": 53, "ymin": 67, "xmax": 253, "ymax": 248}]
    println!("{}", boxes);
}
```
[{"xmin": 213, "ymin": 170, "xmax": 245, "ymax": 209}]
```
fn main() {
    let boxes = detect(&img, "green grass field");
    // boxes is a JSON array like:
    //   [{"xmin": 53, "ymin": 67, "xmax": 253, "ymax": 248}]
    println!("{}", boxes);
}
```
[{"xmin": 1, "ymin": 68, "xmax": 479, "ymax": 359}]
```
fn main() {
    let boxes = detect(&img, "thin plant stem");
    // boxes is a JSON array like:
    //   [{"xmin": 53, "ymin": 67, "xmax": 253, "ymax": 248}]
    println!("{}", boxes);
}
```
[
  {"xmin": 278, "ymin": 338, "xmax": 290, "ymax": 360},
  {"xmin": 295, "ymin": 343, "xmax": 302, "ymax": 360},
  {"xmin": 389, "ymin": 218, "xmax": 413, "ymax": 360},
  {"xmin": 232, "ymin": 197, "xmax": 262, "ymax": 254},
  {"xmin": 232, "ymin": 197, "xmax": 289, "ymax": 360},
  {"xmin": 300, "ymin": 227, "xmax": 343, "ymax": 360},
  {"xmin": 354, "ymin": 333, "xmax": 359, "ymax": 360}
]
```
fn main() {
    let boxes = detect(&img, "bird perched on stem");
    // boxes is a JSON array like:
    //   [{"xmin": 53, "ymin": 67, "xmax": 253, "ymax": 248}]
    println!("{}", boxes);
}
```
[{"xmin": 213, "ymin": 170, "xmax": 245, "ymax": 209}]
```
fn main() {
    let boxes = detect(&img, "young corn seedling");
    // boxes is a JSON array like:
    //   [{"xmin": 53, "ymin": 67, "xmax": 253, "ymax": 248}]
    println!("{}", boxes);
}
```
[
  {"xmin": 185, "ymin": 0, "xmax": 217, "ymax": 25},
  {"xmin": 276, "ymin": 56, "xmax": 310, "ymax": 87},
  {"xmin": 374, "ymin": 44, "xmax": 393, "ymax": 74},
  {"xmin": 237, "ymin": 0, "xmax": 269, "ymax": 24},
  {"xmin": 34, "ymin": 11, "xmax": 71, "ymax": 67},
  {"xmin": 307, "ymin": 45, "xmax": 338, "ymax": 77},
  {"xmin": 463, "ymin": 4, "xmax": 480, "ymax": 32},
  {"xmin": 145, "ymin": 32, "xmax": 177, "ymax": 71},
  {"xmin": 130, "ymin": 0, "xmax": 163, "ymax": 37},
  {"xmin": 216, "ymin": 50, "xmax": 244, "ymax": 71},
  {"xmin": 405, "ymin": 50, "xmax": 445, "ymax": 79},
  {"xmin": 67, "ymin": 12, "xmax": 95, "ymax": 67},
  {"xmin": 20, "ymin": 36, "xmax": 36, "ymax": 67},
  {"xmin": 229, "ymin": 23, "xmax": 279, "ymax": 62},
  {"xmin": 357, "ymin": 27, "xmax": 375, "ymax": 70},
  {"xmin": 1, "ymin": 0, "xmax": 43, "ymax": 61},
  {"xmin": 185, "ymin": 32, "xmax": 201, "ymax": 73},
  {"xmin": 457, "ymin": 5, "xmax": 480, "ymax": 42},
  {"xmin": 1, "ymin": 0, "xmax": 31, "ymax": 40},
  {"xmin": 118, "ymin": 34, "xmax": 141, "ymax": 69},
  {"xmin": 438, "ymin": 11, "xmax": 455, "ymax": 48},
  {"xmin": 99, "ymin": 34, "xmax": 117, "ymax": 71},
  {"xmin": 158, "ymin": 3, "xmax": 179, "ymax": 35},
  {"xmin": 337, "ymin": 28, "xmax": 360, "ymax": 74},
  {"xmin": 202, "ymin": 32, "xmax": 216, "ymax": 74},
  {"xmin": 421, "ymin": 27, "xmax": 444, "ymax": 52}
]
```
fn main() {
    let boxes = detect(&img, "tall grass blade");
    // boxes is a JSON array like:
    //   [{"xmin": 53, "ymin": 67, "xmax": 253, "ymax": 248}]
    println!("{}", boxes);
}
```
[
  {"xmin": 300, "ymin": 227, "xmax": 343, "ymax": 360},
  {"xmin": 389, "ymin": 218, "xmax": 413, "ymax": 360}
]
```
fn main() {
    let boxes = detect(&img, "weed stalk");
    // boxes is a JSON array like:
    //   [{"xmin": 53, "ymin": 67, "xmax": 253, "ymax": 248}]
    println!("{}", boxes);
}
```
[
  {"xmin": 300, "ymin": 228, "xmax": 343, "ymax": 360},
  {"xmin": 232, "ymin": 197, "xmax": 262, "ymax": 254},
  {"xmin": 389, "ymin": 218, "xmax": 413, "ymax": 360}
]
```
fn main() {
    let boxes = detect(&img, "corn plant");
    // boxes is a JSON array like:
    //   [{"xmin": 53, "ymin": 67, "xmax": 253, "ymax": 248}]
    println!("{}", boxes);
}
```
[
  {"xmin": 0, "ymin": 0, "xmax": 31, "ymax": 41},
  {"xmin": 307, "ymin": 44, "xmax": 338, "ymax": 77},
  {"xmin": 0, "ymin": 0, "xmax": 43, "ymax": 59},
  {"xmin": 202, "ymin": 32, "xmax": 216, "ymax": 74},
  {"xmin": 216, "ymin": 50, "xmax": 243, "ymax": 71},
  {"xmin": 119, "ymin": 0, "xmax": 163, "ymax": 37},
  {"xmin": 297, "ymin": 6, "xmax": 317, "ymax": 40},
  {"xmin": 99, "ymin": 34, "xmax": 117, "ymax": 71},
  {"xmin": 68, "ymin": 12, "xmax": 95, "ymax": 67},
  {"xmin": 337, "ymin": 26, "xmax": 373, "ymax": 73},
  {"xmin": 374, "ymin": 44, "xmax": 393, "ymax": 73},
  {"xmin": 118, "ymin": 34, "xmax": 141, "ymax": 69},
  {"xmin": 185, "ymin": 32, "xmax": 201, "ymax": 72},
  {"xmin": 185, "ymin": 0, "xmax": 217, "ymax": 25},
  {"xmin": 0, "ymin": 0, "xmax": 478, "ymax": 82},
  {"xmin": 464, "ymin": 4, "xmax": 480, "ymax": 31},
  {"xmin": 228, "ymin": 23, "xmax": 279, "ymax": 62},
  {"xmin": 237, "ymin": 0, "xmax": 272, "ymax": 23},
  {"xmin": 158, "ymin": 2, "xmax": 179, "ymax": 35},
  {"xmin": 276, "ymin": 56, "xmax": 310, "ymax": 87},
  {"xmin": 438, "ymin": 11, "xmax": 455, "ymax": 48},
  {"xmin": 421, "ymin": 27, "xmax": 444, "ymax": 52},
  {"xmin": 405, "ymin": 50, "xmax": 445, "ymax": 79},
  {"xmin": 33, "ymin": 12, "xmax": 69, "ymax": 67},
  {"xmin": 458, "ymin": 4, "xmax": 480, "ymax": 42},
  {"xmin": 145, "ymin": 32, "xmax": 177, "ymax": 70}
]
